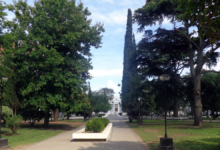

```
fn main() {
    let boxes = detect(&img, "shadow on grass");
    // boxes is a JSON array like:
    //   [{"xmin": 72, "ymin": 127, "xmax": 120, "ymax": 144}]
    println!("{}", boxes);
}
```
[
  {"xmin": 174, "ymin": 138, "xmax": 220, "ymax": 150},
  {"xmin": 20, "ymin": 123, "xmax": 74, "ymax": 131}
]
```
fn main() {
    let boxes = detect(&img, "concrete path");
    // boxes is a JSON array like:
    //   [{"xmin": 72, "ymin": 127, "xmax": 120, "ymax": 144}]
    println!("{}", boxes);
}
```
[{"xmin": 20, "ymin": 114, "xmax": 147, "ymax": 150}]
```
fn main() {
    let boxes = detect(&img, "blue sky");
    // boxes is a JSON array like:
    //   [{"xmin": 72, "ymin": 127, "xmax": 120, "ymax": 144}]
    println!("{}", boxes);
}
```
[{"xmin": 3, "ymin": 0, "xmax": 220, "ymax": 99}]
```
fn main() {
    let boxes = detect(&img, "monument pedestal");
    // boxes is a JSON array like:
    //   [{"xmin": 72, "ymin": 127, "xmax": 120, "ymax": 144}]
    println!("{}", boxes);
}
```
[
  {"xmin": 0, "ymin": 138, "xmax": 9, "ymax": 149},
  {"xmin": 158, "ymin": 137, "xmax": 175, "ymax": 150}
]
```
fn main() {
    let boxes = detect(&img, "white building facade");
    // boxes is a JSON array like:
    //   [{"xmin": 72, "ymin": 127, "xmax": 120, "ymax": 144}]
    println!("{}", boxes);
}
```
[{"xmin": 108, "ymin": 98, "xmax": 122, "ymax": 114}]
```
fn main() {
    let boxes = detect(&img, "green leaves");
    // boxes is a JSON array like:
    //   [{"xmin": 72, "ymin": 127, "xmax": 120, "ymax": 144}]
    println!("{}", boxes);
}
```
[{"xmin": 5, "ymin": 0, "xmax": 104, "ymax": 116}]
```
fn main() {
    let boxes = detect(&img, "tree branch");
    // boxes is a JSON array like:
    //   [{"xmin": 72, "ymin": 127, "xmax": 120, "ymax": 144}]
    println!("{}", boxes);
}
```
[{"xmin": 175, "ymin": 28, "xmax": 200, "ymax": 51}]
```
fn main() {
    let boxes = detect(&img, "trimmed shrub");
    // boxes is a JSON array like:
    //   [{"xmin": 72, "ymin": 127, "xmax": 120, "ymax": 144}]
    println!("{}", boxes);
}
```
[
  {"xmin": 85, "ymin": 118, "xmax": 109, "ymax": 132},
  {"xmin": 91, "ymin": 118, "xmax": 104, "ymax": 132},
  {"xmin": 98, "ymin": 114, "xmax": 102, "ymax": 118},
  {"xmin": 100, "ymin": 118, "xmax": 109, "ymax": 127},
  {"xmin": 85, "ymin": 121, "xmax": 92, "ymax": 131}
]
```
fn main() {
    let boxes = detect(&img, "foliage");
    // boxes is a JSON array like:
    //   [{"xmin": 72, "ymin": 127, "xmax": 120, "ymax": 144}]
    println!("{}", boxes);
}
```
[
  {"xmin": 92, "ymin": 89, "xmax": 112, "ymax": 113},
  {"xmin": 3, "ymin": 70, "xmax": 20, "ymax": 115},
  {"xmin": 100, "ymin": 118, "xmax": 109, "ymax": 127},
  {"xmin": 177, "ymin": 0, "xmax": 220, "ymax": 44},
  {"xmin": 98, "ymin": 114, "xmax": 102, "ymax": 118},
  {"xmin": 5, "ymin": 0, "xmax": 104, "ymax": 127},
  {"xmin": 133, "ymin": 0, "xmax": 220, "ymax": 126},
  {"xmin": 4, "ymin": 115, "xmax": 23, "ymax": 134},
  {"xmin": 85, "ymin": 120, "xmax": 92, "ymax": 131},
  {"xmin": 122, "ymin": 9, "xmax": 135, "ymax": 112},
  {"xmin": 85, "ymin": 118, "xmax": 109, "ymax": 132},
  {"xmin": 20, "ymin": 110, "xmax": 45, "ymax": 126},
  {"xmin": 91, "ymin": 118, "xmax": 104, "ymax": 132},
  {"xmin": 201, "ymin": 73, "xmax": 220, "ymax": 119},
  {"xmin": 2, "ymin": 106, "xmax": 13, "ymax": 116}
]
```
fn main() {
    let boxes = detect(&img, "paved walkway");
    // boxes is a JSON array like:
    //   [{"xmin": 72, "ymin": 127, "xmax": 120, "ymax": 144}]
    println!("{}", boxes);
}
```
[{"xmin": 20, "ymin": 114, "xmax": 148, "ymax": 150}]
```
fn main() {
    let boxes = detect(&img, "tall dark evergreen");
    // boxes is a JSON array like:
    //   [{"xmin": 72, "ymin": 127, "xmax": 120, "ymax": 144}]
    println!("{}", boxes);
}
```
[{"xmin": 122, "ymin": 9, "xmax": 133, "ymax": 115}]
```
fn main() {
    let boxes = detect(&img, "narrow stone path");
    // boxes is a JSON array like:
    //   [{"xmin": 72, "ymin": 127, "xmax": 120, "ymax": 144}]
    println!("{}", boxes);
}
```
[{"xmin": 20, "ymin": 114, "xmax": 148, "ymax": 150}]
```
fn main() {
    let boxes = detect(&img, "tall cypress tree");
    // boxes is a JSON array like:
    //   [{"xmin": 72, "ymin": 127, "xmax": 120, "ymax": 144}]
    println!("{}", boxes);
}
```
[{"xmin": 122, "ymin": 9, "xmax": 133, "ymax": 117}]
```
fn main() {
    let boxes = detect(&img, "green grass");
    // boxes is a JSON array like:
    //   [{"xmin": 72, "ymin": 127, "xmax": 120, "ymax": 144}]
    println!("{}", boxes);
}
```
[
  {"xmin": 128, "ymin": 119, "xmax": 193, "ymax": 124},
  {"xmin": 1, "ymin": 123, "xmax": 74, "ymax": 148},
  {"xmin": 128, "ymin": 120, "xmax": 220, "ymax": 150}
]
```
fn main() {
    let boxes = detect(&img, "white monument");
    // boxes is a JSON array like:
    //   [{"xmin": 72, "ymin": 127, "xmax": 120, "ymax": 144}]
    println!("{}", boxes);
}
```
[{"xmin": 108, "ymin": 98, "xmax": 122, "ymax": 114}]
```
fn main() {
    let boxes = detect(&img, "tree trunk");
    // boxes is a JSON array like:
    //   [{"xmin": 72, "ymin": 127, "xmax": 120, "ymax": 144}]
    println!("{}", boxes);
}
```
[
  {"xmin": 53, "ymin": 108, "xmax": 59, "ymax": 122},
  {"xmin": 207, "ymin": 110, "xmax": 209, "ymax": 118},
  {"xmin": 67, "ymin": 113, "xmax": 70, "ymax": 120},
  {"xmin": 83, "ymin": 115, "xmax": 87, "ymax": 122},
  {"xmin": 212, "ymin": 111, "xmax": 216, "ymax": 120},
  {"xmin": 44, "ymin": 111, "xmax": 50, "ymax": 128},
  {"xmin": 174, "ymin": 99, "xmax": 178, "ymax": 117},
  {"xmin": 193, "ymin": 74, "xmax": 203, "ymax": 126},
  {"xmin": 129, "ymin": 115, "xmax": 132, "ymax": 123}
]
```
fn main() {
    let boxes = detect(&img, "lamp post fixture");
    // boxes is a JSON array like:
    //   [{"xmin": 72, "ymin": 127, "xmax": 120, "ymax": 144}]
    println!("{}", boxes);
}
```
[
  {"xmin": 0, "ymin": 76, "xmax": 9, "ymax": 148},
  {"xmin": 158, "ymin": 74, "xmax": 174, "ymax": 150}
]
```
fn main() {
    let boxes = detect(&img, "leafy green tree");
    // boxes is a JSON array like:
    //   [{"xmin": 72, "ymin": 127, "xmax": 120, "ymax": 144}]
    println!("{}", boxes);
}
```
[
  {"xmin": 5, "ymin": 0, "xmax": 104, "ymax": 127},
  {"xmin": 137, "ymin": 27, "xmax": 190, "ymax": 117},
  {"xmin": 133, "ymin": 0, "xmax": 220, "ymax": 126},
  {"xmin": 92, "ymin": 91, "xmax": 111, "ymax": 114}
]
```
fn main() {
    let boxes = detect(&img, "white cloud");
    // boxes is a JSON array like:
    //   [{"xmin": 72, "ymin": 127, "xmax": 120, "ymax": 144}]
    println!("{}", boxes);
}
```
[
  {"xmin": 107, "ymin": 80, "xmax": 121, "ymax": 99},
  {"xmin": 89, "ymin": 69, "xmax": 122, "ymax": 77},
  {"xmin": 114, "ymin": 27, "xmax": 125, "ymax": 34},
  {"xmin": 91, "ymin": 10, "xmax": 127, "ymax": 26},
  {"xmin": 96, "ymin": 0, "xmax": 114, "ymax": 3},
  {"xmin": 118, "ymin": 0, "xmax": 144, "ymax": 6}
]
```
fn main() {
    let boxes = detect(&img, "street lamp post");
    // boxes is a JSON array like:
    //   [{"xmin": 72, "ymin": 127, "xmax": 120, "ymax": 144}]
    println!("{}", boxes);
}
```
[
  {"xmin": 0, "ymin": 76, "xmax": 9, "ymax": 148},
  {"xmin": 158, "ymin": 74, "xmax": 174, "ymax": 150}
]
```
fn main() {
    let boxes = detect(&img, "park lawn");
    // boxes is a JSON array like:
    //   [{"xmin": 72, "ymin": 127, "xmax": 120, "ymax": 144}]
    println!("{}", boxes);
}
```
[
  {"xmin": 128, "ymin": 120, "xmax": 220, "ymax": 150},
  {"xmin": 1, "ymin": 123, "xmax": 79, "ymax": 149},
  {"xmin": 129, "ymin": 119, "xmax": 193, "ymax": 124}
]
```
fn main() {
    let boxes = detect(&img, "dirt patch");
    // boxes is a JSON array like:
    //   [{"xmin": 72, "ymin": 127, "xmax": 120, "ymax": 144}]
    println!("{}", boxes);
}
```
[
  {"xmin": 20, "ymin": 121, "xmax": 86, "ymax": 130},
  {"xmin": 143, "ymin": 128, "xmax": 158, "ymax": 134},
  {"xmin": 172, "ymin": 133, "xmax": 189, "ymax": 137},
  {"xmin": 11, "ymin": 145, "xmax": 31, "ymax": 150},
  {"xmin": 142, "ymin": 122, "xmax": 193, "ymax": 125}
]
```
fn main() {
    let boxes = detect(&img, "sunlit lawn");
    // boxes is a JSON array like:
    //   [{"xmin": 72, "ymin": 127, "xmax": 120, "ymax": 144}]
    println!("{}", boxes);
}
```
[
  {"xmin": 1, "ymin": 123, "xmax": 79, "ymax": 148},
  {"xmin": 128, "ymin": 119, "xmax": 220, "ymax": 150}
]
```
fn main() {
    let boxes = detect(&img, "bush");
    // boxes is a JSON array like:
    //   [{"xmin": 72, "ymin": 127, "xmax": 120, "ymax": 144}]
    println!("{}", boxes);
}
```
[
  {"xmin": 100, "ymin": 118, "xmax": 109, "ymax": 127},
  {"xmin": 4, "ymin": 115, "xmax": 23, "ymax": 134},
  {"xmin": 85, "ymin": 118, "xmax": 109, "ymax": 132},
  {"xmin": 2, "ymin": 106, "xmax": 13, "ymax": 123},
  {"xmin": 91, "ymin": 118, "xmax": 104, "ymax": 132},
  {"xmin": 85, "ymin": 121, "xmax": 92, "ymax": 131},
  {"xmin": 98, "ymin": 114, "xmax": 102, "ymax": 118},
  {"xmin": 20, "ymin": 110, "xmax": 45, "ymax": 126}
]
